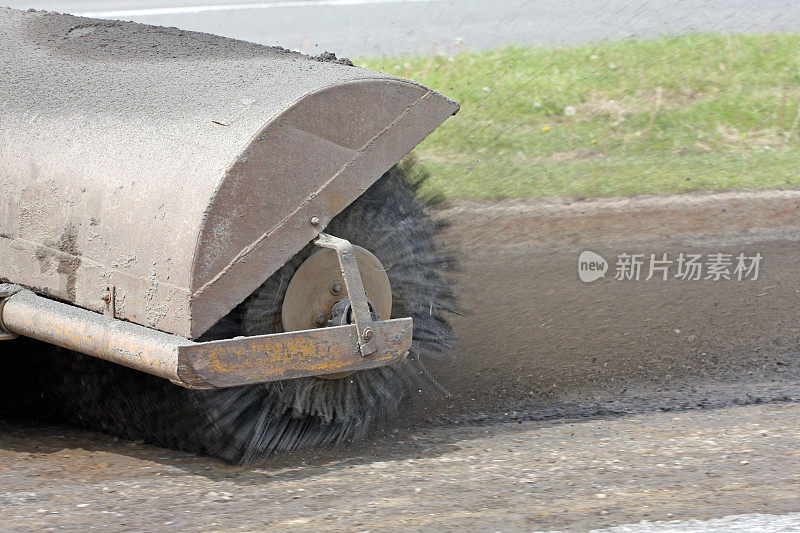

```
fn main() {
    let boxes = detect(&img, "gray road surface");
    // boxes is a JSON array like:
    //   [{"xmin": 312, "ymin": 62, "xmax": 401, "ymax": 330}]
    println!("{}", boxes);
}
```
[
  {"xmin": 2, "ymin": 402, "xmax": 800, "ymax": 531},
  {"xmin": 3, "ymin": 0, "xmax": 800, "ymax": 57},
  {"xmin": 405, "ymin": 190, "xmax": 800, "ymax": 424}
]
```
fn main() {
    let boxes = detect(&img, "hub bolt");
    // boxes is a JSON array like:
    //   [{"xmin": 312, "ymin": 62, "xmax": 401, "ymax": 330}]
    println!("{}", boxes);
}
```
[
  {"xmin": 309, "ymin": 216, "xmax": 320, "ymax": 227},
  {"xmin": 362, "ymin": 328, "xmax": 373, "ymax": 341},
  {"xmin": 312, "ymin": 313, "xmax": 327, "ymax": 327},
  {"xmin": 329, "ymin": 280, "xmax": 343, "ymax": 295}
]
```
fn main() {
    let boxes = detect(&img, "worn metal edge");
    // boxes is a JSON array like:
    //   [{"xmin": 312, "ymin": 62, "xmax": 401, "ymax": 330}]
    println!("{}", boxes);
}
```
[{"xmin": 178, "ymin": 317, "xmax": 412, "ymax": 387}]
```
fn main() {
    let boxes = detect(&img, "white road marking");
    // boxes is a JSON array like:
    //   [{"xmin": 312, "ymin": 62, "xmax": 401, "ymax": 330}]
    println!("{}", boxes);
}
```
[
  {"xmin": 587, "ymin": 512, "xmax": 800, "ymax": 532},
  {"xmin": 77, "ymin": 0, "xmax": 441, "ymax": 18}
]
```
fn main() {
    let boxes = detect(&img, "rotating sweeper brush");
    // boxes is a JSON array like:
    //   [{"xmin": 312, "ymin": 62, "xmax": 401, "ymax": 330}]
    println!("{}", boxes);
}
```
[{"xmin": 0, "ymin": 7, "xmax": 458, "ymax": 463}]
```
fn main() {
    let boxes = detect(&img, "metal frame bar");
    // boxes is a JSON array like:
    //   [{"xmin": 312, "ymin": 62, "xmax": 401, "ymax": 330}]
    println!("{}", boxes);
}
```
[
  {"xmin": 0, "ymin": 286, "xmax": 411, "ymax": 389},
  {"xmin": 0, "ymin": 284, "xmax": 20, "ymax": 341}
]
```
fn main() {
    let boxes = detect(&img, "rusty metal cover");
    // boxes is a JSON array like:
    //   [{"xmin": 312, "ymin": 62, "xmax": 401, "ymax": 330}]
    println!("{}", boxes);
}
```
[{"xmin": 0, "ymin": 8, "xmax": 458, "ymax": 338}]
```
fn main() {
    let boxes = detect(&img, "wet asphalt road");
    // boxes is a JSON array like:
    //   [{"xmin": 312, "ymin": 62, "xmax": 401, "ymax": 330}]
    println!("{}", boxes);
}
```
[{"xmin": 3, "ymin": 0, "xmax": 800, "ymax": 57}]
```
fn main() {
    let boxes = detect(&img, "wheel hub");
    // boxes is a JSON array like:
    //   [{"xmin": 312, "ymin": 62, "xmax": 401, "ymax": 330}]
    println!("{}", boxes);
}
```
[
  {"xmin": 281, "ymin": 245, "xmax": 392, "ymax": 379},
  {"xmin": 281, "ymin": 245, "xmax": 392, "ymax": 334}
]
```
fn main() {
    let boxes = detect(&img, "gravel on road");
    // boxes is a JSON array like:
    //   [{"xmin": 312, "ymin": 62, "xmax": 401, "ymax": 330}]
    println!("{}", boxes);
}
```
[{"xmin": 2, "ymin": 402, "xmax": 799, "ymax": 531}]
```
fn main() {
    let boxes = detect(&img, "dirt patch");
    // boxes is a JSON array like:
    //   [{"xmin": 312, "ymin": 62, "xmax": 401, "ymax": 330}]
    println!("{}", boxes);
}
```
[
  {"xmin": 579, "ymin": 88, "xmax": 706, "ymax": 117},
  {"xmin": 716, "ymin": 124, "xmax": 785, "ymax": 149},
  {"xmin": 535, "ymin": 148, "xmax": 603, "ymax": 162},
  {"xmin": 407, "ymin": 189, "xmax": 800, "ymax": 421}
]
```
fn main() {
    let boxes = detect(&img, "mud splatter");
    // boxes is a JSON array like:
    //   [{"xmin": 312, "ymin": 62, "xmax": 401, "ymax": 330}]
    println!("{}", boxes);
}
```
[
  {"xmin": 33, "ymin": 226, "xmax": 82, "ymax": 300},
  {"xmin": 55, "ymin": 226, "xmax": 81, "ymax": 301},
  {"xmin": 312, "ymin": 51, "xmax": 354, "ymax": 66}
]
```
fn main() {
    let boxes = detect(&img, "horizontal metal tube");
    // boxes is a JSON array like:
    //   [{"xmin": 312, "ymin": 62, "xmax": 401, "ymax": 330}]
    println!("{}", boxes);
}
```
[
  {"xmin": 0, "ymin": 288, "xmax": 412, "ymax": 389},
  {"xmin": 2, "ymin": 289, "xmax": 190, "ymax": 382}
]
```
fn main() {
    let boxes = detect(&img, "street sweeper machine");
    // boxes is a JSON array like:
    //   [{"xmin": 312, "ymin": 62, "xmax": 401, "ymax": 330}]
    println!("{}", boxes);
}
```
[{"xmin": 0, "ymin": 7, "xmax": 458, "ymax": 463}]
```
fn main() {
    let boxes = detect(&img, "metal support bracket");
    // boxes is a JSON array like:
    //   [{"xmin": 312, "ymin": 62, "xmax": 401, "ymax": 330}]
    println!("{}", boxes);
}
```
[
  {"xmin": 314, "ymin": 233, "xmax": 378, "ymax": 356},
  {"xmin": 102, "ymin": 285, "xmax": 116, "ymax": 318},
  {"xmin": 0, "ymin": 283, "xmax": 21, "ymax": 341}
]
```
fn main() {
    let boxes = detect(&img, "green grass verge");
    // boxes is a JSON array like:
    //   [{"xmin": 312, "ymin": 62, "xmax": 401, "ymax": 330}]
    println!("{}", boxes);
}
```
[{"xmin": 361, "ymin": 34, "xmax": 800, "ymax": 200}]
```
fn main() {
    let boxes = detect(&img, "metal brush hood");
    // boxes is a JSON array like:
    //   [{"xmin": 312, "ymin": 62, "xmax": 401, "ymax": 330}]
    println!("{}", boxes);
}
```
[{"xmin": 0, "ymin": 7, "xmax": 459, "ymax": 339}]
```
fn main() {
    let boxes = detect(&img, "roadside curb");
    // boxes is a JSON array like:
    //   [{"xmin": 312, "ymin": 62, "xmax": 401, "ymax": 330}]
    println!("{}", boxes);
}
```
[{"xmin": 434, "ymin": 190, "xmax": 800, "ymax": 246}]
